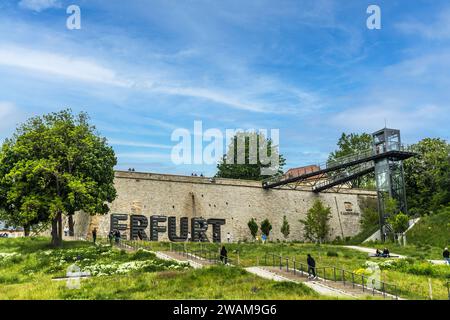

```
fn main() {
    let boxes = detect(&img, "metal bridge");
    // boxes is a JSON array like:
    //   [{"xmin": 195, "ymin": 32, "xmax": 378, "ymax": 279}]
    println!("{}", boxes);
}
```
[
  {"xmin": 262, "ymin": 145, "xmax": 415, "ymax": 192},
  {"xmin": 263, "ymin": 128, "xmax": 417, "ymax": 242}
]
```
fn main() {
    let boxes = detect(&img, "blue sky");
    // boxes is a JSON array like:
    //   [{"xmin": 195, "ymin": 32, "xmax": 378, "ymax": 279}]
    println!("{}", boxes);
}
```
[{"xmin": 0, "ymin": 0, "xmax": 449, "ymax": 176}]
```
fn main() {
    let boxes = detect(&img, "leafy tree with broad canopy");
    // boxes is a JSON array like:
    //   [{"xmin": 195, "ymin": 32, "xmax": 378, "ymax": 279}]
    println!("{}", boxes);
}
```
[
  {"xmin": 328, "ymin": 132, "xmax": 375, "ymax": 189},
  {"xmin": 403, "ymin": 138, "xmax": 450, "ymax": 216},
  {"xmin": 0, "ymin": 110, "xmax": 117, "ymax": 246},
  {"xmin": 216, "ymin": 132, "xmax": 286, "ymax": 180},
  {"xmin": 387, "ymin": 212, "xmax": 410, "ymax": 234},
  {"xmin": 300, "ymin": 199, "xmax": 332, "ymax": 243}
]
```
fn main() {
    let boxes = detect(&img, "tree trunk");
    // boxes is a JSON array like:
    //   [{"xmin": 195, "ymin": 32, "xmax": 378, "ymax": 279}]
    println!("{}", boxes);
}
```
[
  {"xmin": 51, "ymin": 216, "xmax": 58, "ymax": 246},
  {"xmin": 68, "ymin": 213, "xmax": 75, "ymax": 236},
  {"xmin": 51, "ymin": 212, "xmax": 63, "ymax": 247},
  {"xmin": 23, "ymin": 225, "xmax": 30, "ymax": 237},
  {"xmin": 57, "ymin": 211, "xmax": 63, "ymax": 244}
]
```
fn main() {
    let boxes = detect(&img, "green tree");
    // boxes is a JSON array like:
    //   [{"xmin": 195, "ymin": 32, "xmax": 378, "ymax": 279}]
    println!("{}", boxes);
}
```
[
  {"xmin": 328, "ymin": 132, "xmax": 375, "ymax": 189},
  {"xmin": 300, "ymin": 199, "xmax": 332, "ymax": 243},
  {"xmin": 0, "ymin": 110, "xmax": 117, "ymax": 246},
  {"xmin": 247, "ymin": 218, "xmax": 258, "ymax": 239},
  {"xmin": 403, "ymin": 138, "xmax": 450, "ymax": 215},
  {"xmin": 280, "ymin": 215, "xmax": 290, "ymax": 239},
  {"xmin": 384, "ymin": 196, "xmax": 399, "ymax": 216},
  {"xmin": 216, "ymin": 132, "xmax": 286, "ymax": 180},
  {"xmin": 260, "ymin": 218, "xmax": 272, "ymax": 237},
  {"xmin": 359, "ymin": 196, "xmax": 379, "ymax": 231},
  {"xmin": 387, "ymin": 212, "xmax": 409, "ymax": 234}
]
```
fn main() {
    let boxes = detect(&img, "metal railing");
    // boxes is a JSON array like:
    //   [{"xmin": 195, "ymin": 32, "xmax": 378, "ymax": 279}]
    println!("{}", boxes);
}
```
[
  {"xmin": 169, "ymin": 243, "xmax": 236, "ymax": 265},
  {"xmin": 262, "ymin": 253, "xmax": 399, "ymax": 299},
  {"xmin": 263, "ymin": 144, "xmax": 413, "ymax": 186},
  {"xmin": 112, "ymin": 240, "xmax": 236, "ymax": 266}
]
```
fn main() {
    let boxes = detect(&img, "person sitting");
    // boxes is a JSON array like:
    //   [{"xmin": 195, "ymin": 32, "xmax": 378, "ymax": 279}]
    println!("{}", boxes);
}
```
[
  {"xmin": 375, "ymin": 249, "xmax": 382, "ymax": 257},
  {"xmin": 382, "ymin": 248, "xmax": 390, "ymax": 258}
]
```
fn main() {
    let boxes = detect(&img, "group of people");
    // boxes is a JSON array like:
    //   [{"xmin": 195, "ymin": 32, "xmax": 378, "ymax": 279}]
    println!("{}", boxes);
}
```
[
  {"xmin": 108, "ymin": 229, "xmax": 122, "ymax": 244},
  {"xmin": 375, "ymin": 247, "xmax": 391, "ymax": 258}
]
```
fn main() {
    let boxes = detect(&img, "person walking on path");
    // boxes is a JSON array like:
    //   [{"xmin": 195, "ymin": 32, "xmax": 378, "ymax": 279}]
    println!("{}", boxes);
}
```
[
  {"xmin": 443, "ymin": 247, "xmax": 450, "ymax": 265},
  {"xmin": 220, "ymin": 246, "xmax": 228, "ymax": 264},
  {"xmin": 108, "ymin": 230, "xmax": 114, "ymax": 244},
  {"xmin": 307, "ymin": 254, "xmax": 317, "ymax": 279},
  {"xmin": 227, "ymin": 232, "xmax": 231, "ymax": 243},
  {"xmin": 114, "ymin": 230, "xmax": 121, "ymax": 244},
  {"xmin": 92, "ymin": 228, "xmax": 97, "ymax": 244}
]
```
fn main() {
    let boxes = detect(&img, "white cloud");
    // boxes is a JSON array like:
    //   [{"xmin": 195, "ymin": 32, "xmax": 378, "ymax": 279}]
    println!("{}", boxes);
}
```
[
  {"xmin": 108, "ymin": 139, "xmax": 172, "ymax": 149},
  {"xmin": 18, "ymin": 0, "xmax": 61, "ymax": 12},
  {"xmin": 396, "ymin": 8, "xmax": 450, "ymax": 40},
  {"xmin": 0, "ymin": 45, "xmax": 128, "ymax": 86},
  {"xmin": 0, "ymin": 102, "xmax": 28, "ymax": 139},
  {"xmin": 330, "ymin": 104, "xmax": 448, "ymax": 137},
  {"xmin": 116, "ymin": 152, "xmax": 170, "ymax": 160}
]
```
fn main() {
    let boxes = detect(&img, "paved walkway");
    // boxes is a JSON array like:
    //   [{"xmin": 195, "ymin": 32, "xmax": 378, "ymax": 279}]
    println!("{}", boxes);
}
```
[
  {"xmin": 245, "ymin": 266, "xmax": 357, "ymax": 298},
  {"xmin": 344, "ymin": 245, "xmax": 447, "ymax": 265},
  {"xmin": 344, "ymin": 245, "xmax": 406, "ymax": 258},
  {"xmin": 156, "ymin": 251, "xmax": 208, "ymax": 269}
]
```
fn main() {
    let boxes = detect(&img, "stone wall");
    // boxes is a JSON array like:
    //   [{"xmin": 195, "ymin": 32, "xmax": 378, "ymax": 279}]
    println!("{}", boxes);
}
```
[{"xmin": 86, "ymin": 171, "xmax": 377, "ymax": 242}]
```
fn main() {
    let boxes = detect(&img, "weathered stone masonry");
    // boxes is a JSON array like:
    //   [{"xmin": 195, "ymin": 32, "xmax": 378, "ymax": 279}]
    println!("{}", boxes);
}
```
[{"xmin": 78, "ymin": 171, "xmax": 377, "ymax": 242}]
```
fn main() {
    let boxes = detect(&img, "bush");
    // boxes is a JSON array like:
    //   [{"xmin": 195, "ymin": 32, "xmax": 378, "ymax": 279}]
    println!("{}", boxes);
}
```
[{"xmin": 326, "ymin": 250, "xmax": 339, "ymax": 257}]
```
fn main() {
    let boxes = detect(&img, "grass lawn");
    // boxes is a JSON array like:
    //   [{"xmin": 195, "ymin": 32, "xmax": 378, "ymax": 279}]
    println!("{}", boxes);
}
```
[
  {"xmin": 0, "ymin": 237, "xmax": 317, "ymax": 300},
  {"xmin": 1, "ymin": 237, "xmax": 449, "ymax": 300},
  {"xmin": 129, "ymin": 240, "xmax": 450, "ymax": 300}
]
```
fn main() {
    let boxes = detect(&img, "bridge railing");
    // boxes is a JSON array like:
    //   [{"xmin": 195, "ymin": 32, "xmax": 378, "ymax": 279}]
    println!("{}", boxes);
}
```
[
  {"xmin": 262, "ymin": 253, "xmax": 399, "ymax": 299},
  {"xmin": 262, "ymin": 144, "xmax": 413, "ymax": 188}
]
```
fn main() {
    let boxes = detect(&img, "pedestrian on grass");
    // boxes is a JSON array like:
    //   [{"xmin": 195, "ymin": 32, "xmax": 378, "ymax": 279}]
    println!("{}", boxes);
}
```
[
  {"xmin": 108, "ymin": 230, "xmax": 114, "ymax": 244},
  {"xmin": 64, "ymin": 226, "xmax": 69, "ymax": 237},
  {"xmin": 92, "ymin": 228, "xmax": 97, "ymax": 244},
  {"xmin": 443, "ymin": 247, "xmax": 450, "ymax": 265},
  {"xmin": 307, "ymin": 254, "xmax": 317, "ymax": 279},
  {"xmin": 114, "ymin": 230, "xmax": 121, "ymax": 244},
  {"xmin": 220, "ymin": 246, "xmax": 228, "ymax": 264}
]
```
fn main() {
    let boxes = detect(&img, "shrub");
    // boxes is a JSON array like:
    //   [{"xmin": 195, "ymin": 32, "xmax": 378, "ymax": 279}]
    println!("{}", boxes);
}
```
[
  {"xmin": 326, "ymin": 250, "xmax": 339, "ymax": 257},
  {"xmin": 260, "ymin": 219, "xmax": 272, "ymax": 237},
  {"xmin": 247, "ymin": 218, "xmax": 258, "ymax": 239}
]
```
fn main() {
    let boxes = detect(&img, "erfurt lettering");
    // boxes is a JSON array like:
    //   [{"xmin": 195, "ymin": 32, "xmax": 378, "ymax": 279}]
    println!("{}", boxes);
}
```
[{"xmin": 110, "ymin": 214, "xmax": 225, "ymax": 243}]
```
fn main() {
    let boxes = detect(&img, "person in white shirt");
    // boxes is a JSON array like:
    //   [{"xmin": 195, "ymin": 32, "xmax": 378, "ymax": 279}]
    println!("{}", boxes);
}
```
[{"xmin": 227, "ymin": 232, "xmax": 231, "ymax": 243}]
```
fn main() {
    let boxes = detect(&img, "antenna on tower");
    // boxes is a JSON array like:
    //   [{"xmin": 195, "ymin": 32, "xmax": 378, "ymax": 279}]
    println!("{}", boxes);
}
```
[{"xmin": 384, "ymin": 118, "xmax": 387, "ymax": 128}]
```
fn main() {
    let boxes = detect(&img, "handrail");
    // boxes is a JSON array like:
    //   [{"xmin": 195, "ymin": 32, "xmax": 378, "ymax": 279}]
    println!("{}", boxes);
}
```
[
  {"xmin": 262, "ymin": 144, "xmax": 413, "ymax": 186},
  {"xmin": 263, "ymin": 252, "xmax": 399, "ymax": 299}
]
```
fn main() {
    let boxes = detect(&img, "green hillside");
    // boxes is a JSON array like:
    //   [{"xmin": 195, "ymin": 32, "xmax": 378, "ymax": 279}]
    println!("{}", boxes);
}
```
[{"xmin": 406, "ymin": 207, "xmax": 450, "ymax": 248}]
